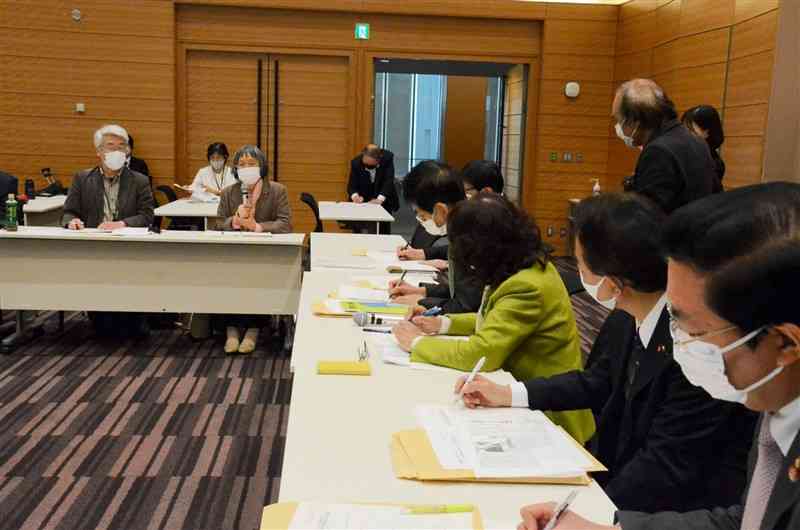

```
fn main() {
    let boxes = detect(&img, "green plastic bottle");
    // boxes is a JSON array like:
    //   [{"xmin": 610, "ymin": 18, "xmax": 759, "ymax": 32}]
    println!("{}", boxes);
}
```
[{"xmin": 5, "ymin": 193, "xmax": 18, "ymax": 231}]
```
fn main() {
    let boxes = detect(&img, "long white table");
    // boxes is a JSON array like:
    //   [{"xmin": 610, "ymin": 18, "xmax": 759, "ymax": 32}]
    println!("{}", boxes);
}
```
[
  {"xmin": 154, "ymin": 198, "xmax": 222, "ymax": 230},
  {"xmin": 0, "ymin": 227, "xmax": 304, "ymax": 316},
  {"xmin": 318, "ymin": 201, "xmax": 394, "ymax": 234},
  {"xmin": 310, "ymin": 232, "xmax": 407, "ymax": 272},
  {"xmin": 278, "ymin": 267, "xmax": 618, "ymax": 529},
  {"xmin": 22, "ymin": 195, "xmax": 67, "ymax": 226}
]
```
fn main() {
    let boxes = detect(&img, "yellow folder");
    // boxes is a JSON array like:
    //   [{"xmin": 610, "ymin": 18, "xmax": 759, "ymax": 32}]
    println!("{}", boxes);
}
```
[
  {"xmin": 260, "ymin": 502, "xmax": 484, "ymax": 530},
  {"xmin": 317, "ymin": 360, "xmax": 371, "ymax": 376},
  {"xmin": 311, "ymin": 301, "xmax": 353, "ymax": 318},
  {"xmin": 390, "ymin": 429, "xmax": 607, "ymax": 485},
  {"xmin": 351, "ymin": 248, "xmax": 369, "ymax": 256}
]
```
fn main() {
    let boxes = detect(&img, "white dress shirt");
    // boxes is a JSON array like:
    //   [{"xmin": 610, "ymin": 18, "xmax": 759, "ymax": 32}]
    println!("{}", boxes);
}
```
[
  {"xmin": 191, "ymin": 165, "xmax": 235, "ymax": 194},
  {"xmin": 510, "ymin": 294, "xmax": 668, "ymax": 408},
  {"xmin": 772, "ymin": 395, "xmax": 800, "ymax": 456}
]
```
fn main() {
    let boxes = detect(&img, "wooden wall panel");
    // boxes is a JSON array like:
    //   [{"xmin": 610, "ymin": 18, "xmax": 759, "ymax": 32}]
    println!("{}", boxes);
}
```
[
  {"xmin": 734, "ymin": 0, "xmax": 780, "ymax": 24},
  {"xmin": 543, "ymin": 19, "xmax": 617, "ymax": 56},
  {"xmin": 679, "ymin": 0, "xmax": 735, "ymax": 36},
  {"xmin": 730, "ymin": 10, "xmax": 779, "ymax": 60},
  {"xmin": 1, "ymin": 0, "xmax": 175, "ymax": 190},
  {"xmin": 611, "ymin": 0, "xmax": 779, "ymax": 190}
]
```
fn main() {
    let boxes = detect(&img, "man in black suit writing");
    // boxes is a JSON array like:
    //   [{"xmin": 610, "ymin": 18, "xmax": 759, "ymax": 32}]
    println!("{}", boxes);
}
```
[{"xmin": 346, "ymin": 144, "xmax": 398, "ymax": 234}]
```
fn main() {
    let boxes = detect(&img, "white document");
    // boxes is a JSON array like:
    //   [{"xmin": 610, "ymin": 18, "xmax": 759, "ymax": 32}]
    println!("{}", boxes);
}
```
[
  {"xmin": 415, "ymin": 404, "xmax": 590, "ymax": 478},
  {"xmin": 315, "ymin": 257, "xmax": 376, "ymax": 270},
  {"xmin": 351, "ymin": 274, "xmax": 435, "ymax": 289},
  {"xmin": 111, "ymin": 227, "xmax": 150, "ymax": 236},
  {"xmin": 289, "ymin": 503, "xmax": 473, "ymax": 530},
  {"xmin": 337, "ymin": 285, "xmax": 389, "ymax": 302},
  {"xmin": 188, "ymin": 191, "xmax": 219, "ymax": 203},
  {"xmin": 367, "ymin": 334, "xmax": 473, "ymax": 375},
  {"xmin": 386, "ymin": 261, "xmax": 438, "ymax": 273}
]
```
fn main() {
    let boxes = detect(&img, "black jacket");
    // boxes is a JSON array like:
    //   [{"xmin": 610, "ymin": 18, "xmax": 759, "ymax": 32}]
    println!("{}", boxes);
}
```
[
  {"xmin": 525, "ymin": 308, "xmax": 756, "ymax": 513},
  {"xmin": 62, "ymin": 167, "xmax": 154, "ymax": 228},
  {"xmin": 347, "ymin": 151, "xmax": 399, "ymax": 213},
  {"xmin": 418, "ymin": 243, "xmax": 484, "ymax": 315},
  {"xmin": 618, "ymin": 418, "xmax": 800, "ymax": 530},
  {"xmin": 625, "ymin": 119, "xmax": 721, "ymax": 214}
]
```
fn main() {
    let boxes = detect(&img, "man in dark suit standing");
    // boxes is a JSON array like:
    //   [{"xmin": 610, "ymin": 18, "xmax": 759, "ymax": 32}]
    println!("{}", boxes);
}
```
[
  {"xmin": 62, "ymin": 124, "xmax": 154, "ymax": 230},
  {"xmin": 346, "ymin": 144, "xmax": 398, "ymax": 234},
  {"xmin": 515, "ymin": 183, "xmax": 800, "ymax": 530},
  {"xmin": 614, "ymin": 79, "xmax": 720, "ymax": 214}
]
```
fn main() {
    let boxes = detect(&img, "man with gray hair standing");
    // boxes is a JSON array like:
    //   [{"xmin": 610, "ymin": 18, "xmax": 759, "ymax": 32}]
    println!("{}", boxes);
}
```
[
  {"xmin": 613, "ymin": 79, "xmax": 720, "ymax": 214},
  {"xmin": 62, "ymin": 124, "xmax": 154, "ymax": 230}
]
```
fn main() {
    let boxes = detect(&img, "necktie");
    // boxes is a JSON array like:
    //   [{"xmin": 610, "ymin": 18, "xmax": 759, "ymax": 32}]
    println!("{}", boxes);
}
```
[
  {"xmin": 741, "ymin": 415, "xmax": 783, "ymax": 530},
  {"xmin": 625, "ymin": 333, "xmax": 645, "ymax": 400}
]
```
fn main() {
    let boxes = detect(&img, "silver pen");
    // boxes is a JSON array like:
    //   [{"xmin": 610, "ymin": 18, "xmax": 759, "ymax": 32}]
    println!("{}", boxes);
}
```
[{"xmin": 542, "ymin": 490, "xmax": 579, "ymax": 530}]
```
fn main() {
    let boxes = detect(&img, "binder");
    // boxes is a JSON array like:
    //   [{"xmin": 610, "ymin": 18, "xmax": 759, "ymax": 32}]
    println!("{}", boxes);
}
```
[
  {"xmin": 260, "ymin": 502, "xmax": 484, "ymax": 530},
  {"xmin": 390, "ymin": 429, "xmax": 607, "ymax": 486}
]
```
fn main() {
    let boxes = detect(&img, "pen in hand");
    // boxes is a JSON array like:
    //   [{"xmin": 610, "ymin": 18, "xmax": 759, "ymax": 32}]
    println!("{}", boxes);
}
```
[
  {"xmin": 542, "ymin": 490, "xmax": 579, "ymax": 530},
  {"xmin": 454, "ymin": 356, "xmax": 486, "ymax": 404}
]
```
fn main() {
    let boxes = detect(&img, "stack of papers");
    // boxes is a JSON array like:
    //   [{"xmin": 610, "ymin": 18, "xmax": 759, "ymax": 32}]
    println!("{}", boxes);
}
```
[
  {"xmin": 320, "ymin": 299, "xmax": 408, "ymax": 316},
  {"xmin": 351, "ymin": 275, "xmax": 436, "ymax": 289},
  {"xmin": 391, "ymin": 405, "xmax": 606, "ymax": 484},
  {"xmin": 367, "ymin": 333, "xmax": 470, "ymax": 374},
  {"xmin": 336, "ymin": 285, "xmax": 389, "ymax": 303},
  {"xmin": 284, "ymin": 503, "xmax": 476, "ymax": 530}
]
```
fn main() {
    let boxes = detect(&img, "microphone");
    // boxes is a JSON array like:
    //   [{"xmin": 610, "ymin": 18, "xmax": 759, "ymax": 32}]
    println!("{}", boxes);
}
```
[{"xmin": 353, "ymin": 312, "xmax": 405, "ymax": 327}]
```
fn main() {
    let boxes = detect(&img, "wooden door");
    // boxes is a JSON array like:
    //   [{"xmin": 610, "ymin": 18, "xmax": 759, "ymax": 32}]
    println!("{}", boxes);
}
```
[
  {"xmin": 272, "ymin": 55, "xmax": 351, "ymax": 234},
  {"xmin": 185, "ymin": 51, "xmax": 269, "ymax": 185},
  {"xmin": 501, "ymin": 64, "xmax": 527, "ymax": 204}
]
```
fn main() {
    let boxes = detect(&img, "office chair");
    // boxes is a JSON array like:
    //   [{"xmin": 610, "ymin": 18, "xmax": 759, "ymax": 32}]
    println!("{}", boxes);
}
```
[{"xmin": 300, "ymin": 192, "xmax": 324, "ymax": 233}]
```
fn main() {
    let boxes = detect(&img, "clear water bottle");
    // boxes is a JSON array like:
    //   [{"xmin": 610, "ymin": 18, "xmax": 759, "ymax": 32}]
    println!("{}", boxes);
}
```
[{"xmin": 5, "ymin": 193, "xmax": 18, "ymax": 231}]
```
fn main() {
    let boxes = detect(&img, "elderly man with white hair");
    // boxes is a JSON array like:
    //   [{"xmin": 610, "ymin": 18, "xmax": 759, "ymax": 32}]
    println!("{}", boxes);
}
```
[{"xmin": 62, "ymin": 124, "xmax": 154, "ymax": 230}]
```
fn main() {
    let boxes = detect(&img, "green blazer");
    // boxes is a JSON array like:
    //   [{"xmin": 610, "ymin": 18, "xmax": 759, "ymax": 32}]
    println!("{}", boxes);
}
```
[{"xmin": 411, "ymin": 261, "xmax": 596, "ymax": 444}]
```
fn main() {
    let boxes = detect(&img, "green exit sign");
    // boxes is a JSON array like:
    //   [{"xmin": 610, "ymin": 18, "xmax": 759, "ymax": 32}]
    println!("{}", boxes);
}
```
[{"xmin": 355, "ymin": 23, "xmax": 370, "ymax": 40}]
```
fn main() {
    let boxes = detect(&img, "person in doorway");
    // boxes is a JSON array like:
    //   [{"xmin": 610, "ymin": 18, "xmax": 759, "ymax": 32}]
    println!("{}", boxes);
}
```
[
  {"xmin": 218, "ymin": 145, "xmax": 291, "ymax": 354},
  {"xmin": 515, "ymin": 182, "xmax": 800, "ymax": 530},
  {"xmin": 346, "ymin": 144, "xmax": 398, "ymax": 234}
]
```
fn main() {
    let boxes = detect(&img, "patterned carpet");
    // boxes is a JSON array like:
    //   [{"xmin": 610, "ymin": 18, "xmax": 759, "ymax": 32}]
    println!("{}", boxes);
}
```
[
  {"xmin": 0, "ymin": 312, "xmax": 291, "ymax": 530},
  {"xmin": 0, "ymin": 257, "xmax": 606, "ymax": 530}
]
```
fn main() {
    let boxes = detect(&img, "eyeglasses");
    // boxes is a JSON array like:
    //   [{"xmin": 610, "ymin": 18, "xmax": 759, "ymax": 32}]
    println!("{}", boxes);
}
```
[{"xmin": 666, "ymin": 303, "xmax": 736, "ymax": 346}]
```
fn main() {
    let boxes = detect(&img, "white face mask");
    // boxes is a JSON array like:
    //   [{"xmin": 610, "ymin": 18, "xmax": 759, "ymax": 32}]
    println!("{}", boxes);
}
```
[
  {"xmin": 671, "ymin": 325, "xmax": 782, "ymax": 403},
  {"xmin": 237, "ymin": 166, "xmax": 261, "ymax": 187},
  {"xmin": 615, "ymin": 123, "xmax": 637, "ymax": 149},
  {"xmin": 579, "ymin": 269, "xmax": 617, "ymax": 310},
  {"xmin": 103, "ymin": 151, "xmax": 127, "ymax": 171},
  {"xmin": 418, "ymin": 215, "xmax": 447, "ymax": 236},
  {"xmin": 210, "ymin": 160, "xmax": 225, "ymax": 172}
]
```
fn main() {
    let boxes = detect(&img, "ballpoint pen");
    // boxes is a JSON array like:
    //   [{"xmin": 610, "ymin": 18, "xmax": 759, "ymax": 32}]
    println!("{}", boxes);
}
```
[
  {"xmin": 542, "ymin": 490, "xmax": 579, "ymax": 530},
  {"xmin": 421, "ymin": 306, "xmax": 442, "ymax": 317},
  {"xmin": 454, "ymin": 356, "xmax": 486, "ymax": 404}
]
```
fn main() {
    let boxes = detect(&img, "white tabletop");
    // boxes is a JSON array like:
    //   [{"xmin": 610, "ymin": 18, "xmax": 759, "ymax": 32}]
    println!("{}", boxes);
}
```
[
  {"xmin": 22, "ymin": 195, "xmax": 67, "ymax": 213},
  {"xmin": 310, "ymin": 232, "xmax": 408, "ymax": 272},
  {"xmin": 0, "ymin": 226, "xmax": 306, "ymax": 246},
  {"xmin": 281, "ymin": 270, "xmax": 618, "ymax": 528},
  {"xmin": 154, "ymin": 198, "xmax": 221, "ymax": 218},
  {"xmin": 318, "ymin": 201, "xmax": 395, "ymax": 223}
]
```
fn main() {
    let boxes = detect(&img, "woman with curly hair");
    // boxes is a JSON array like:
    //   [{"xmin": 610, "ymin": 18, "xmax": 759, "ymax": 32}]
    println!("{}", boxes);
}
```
[{"xmin": 392, "ymin": 192, "xmax": 595, "ymax": 444}]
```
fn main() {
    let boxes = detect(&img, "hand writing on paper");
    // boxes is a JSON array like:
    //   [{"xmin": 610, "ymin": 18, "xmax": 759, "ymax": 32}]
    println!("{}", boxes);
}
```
[
  {"xmin": 389, "ymin": 282, "xmax": 425, "ymax": 298},
  {"xmin": 392, "ymin": 321, "xmax": 423, "ymax": 352},
  {"xmin": 410, "ymin": 315, "xmax": 442, "ymax": 335},
  {"xmin": 518, "ymin": 504, "xmax": 613, "ymax": 530},
  {"xmin": 352, "ymin": 194, "xmax": 364, "ymax": 204},
  {"xmin": 67, "ymin": 218, "xmax": 85, "ymax": 230},
  {"xmin": 396, "ymin": 247, "xmax": 425, "ymax": 261},
  {"xmin": 454, "ymin": 374, "xmax": 511, "ymax": 408}
]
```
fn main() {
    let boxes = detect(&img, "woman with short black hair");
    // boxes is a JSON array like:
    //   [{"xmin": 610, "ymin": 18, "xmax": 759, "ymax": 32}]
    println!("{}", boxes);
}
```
[
  {"xmin": 393, "ymin": 193, "xmax": 595, "ymax": 444},
  {"xmin": 177, "ymin": 142, "xmax": 236, "ymax": 197},
  {"xmin": 682, "ymin": 105, "xmax": 725, "ymax": 185}
]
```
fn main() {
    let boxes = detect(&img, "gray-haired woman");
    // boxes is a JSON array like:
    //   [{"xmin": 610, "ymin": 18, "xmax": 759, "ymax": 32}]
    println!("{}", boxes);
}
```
[{"xmin": 218, "ymin": 145, "xmax": 292, "ymax": 353}]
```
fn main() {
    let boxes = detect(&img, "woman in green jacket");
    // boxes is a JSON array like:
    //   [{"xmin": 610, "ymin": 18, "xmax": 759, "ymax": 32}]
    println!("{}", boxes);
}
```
[{"xmin": 393, "ymin": 193, "xmax": 595, "ymax": 444}]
